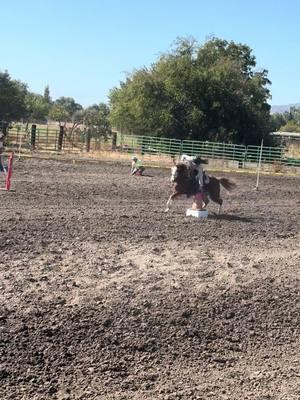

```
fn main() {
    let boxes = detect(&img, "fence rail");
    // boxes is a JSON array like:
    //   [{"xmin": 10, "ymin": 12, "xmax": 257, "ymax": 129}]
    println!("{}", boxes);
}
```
[
  {"xmin": 118, "ymin": 134, "xmax": 299, "ymax": 167},
  {"xmin": 5, "ymin": 126, "xmax": 300, "ymax": 169},
  {"xmin": 6, "ymin": 126, "xmax": 112, "ymax": 153}
]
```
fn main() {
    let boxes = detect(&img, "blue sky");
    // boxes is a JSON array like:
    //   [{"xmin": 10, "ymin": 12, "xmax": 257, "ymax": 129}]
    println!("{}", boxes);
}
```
[{"xmin": 2, "ymin": 0, "xmax": 300, "ymax": 107}]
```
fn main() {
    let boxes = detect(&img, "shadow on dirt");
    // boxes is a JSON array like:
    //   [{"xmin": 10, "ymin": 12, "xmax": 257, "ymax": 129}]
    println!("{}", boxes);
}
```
[
  {"xmin": 208, "ymin": 213, "xmax": 259, "ymax": 223},
  {"xmin": 138, "ymin": 174, "xmax": 154, "ymax": 178}
]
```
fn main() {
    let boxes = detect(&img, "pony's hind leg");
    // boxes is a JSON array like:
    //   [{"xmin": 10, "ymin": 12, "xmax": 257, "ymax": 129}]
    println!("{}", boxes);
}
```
[
  {"xmin": 217, "ymin": 199, "xmax": 223, "ymax": 214},
  {"xmin": 210, "ymin": 196, "xmax": 223, "ymax": 214},
  {"xmin": 203, "ymin": 193, "xmax": 209, "ymax": 209}
]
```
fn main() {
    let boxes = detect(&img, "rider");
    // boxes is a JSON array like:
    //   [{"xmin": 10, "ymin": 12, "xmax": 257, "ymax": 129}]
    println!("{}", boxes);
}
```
[
  {"xmin": 130, "ymin": 155, "xmax": 145, "ymax": 176},
  {"xmin": 180, "ymin": 154, "xmax": 209, "ymax": 192}
]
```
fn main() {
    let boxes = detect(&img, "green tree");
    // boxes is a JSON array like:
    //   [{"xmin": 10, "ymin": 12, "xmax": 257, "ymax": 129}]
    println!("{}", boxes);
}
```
[
  {"xmin": 43, "ymin": 85, "xmax": 52, "ymax": 104},
  {"xmin": 109, "ymin": 37, "xmax": 272, "ymax": 145},
  {"xmin": 0, "ymin": 70, "xmax": 28, "ymax": 132},
  {"xmin": 287, "ymin": 106, "xmax": 300, "ymax": 126},
  {"xmin": 49, "ymin": 97, "xmax": 83, "ymax": 126},
  {"xmin": 83, "ymin": 103, "xmax": 111, "ymax": 139},
  {"xmin": 25, "ymin": 92, "xmax": 50, "ymax": 122},
  {"xmin": 48, "ymin": 104, "xmax": 70, "ymax": 126},
  {"xmin": 270, "ymin": 113, "xmax": 287, "ymax": 132},
  {"xmin": 54, "ymin": 97, "xmax": 82, "ymax": 116},
  {"xmin": 271, "ymin": 106, "xmax": 300, "ymax": 133},
  {"xmin": 279, "ymin": 120, "xmax": 300, "ymax": 133}
]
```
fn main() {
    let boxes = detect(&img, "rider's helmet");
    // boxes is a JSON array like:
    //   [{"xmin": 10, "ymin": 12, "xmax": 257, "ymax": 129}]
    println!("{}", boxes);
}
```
[
  {"xmin": 181, "ymin": 154, "xmax": 193, "ymax": 162},
  {"xmin": 131, "ymin": 156, "xmax": 138, "ymax": 161}
]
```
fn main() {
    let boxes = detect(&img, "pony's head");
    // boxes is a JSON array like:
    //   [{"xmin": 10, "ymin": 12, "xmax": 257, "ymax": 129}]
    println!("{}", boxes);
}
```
[{"xmin": 170, "ymin": 163, "xmax": 188, "ymax": 183}]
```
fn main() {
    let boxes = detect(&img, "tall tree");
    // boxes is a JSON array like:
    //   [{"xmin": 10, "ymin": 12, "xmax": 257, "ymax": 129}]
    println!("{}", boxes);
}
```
[
  {"xmin": 0, "ymin": 70, "xmax": 28, "ymax": 132},
  {"xmin": 54, "ymin": 97, "xmax": 82, "ymax": 116},
  {"xmin": 109, "ymin": 37, "xmax": 272, "ymax": 145},
  {"xmin": 25, "ymin": 92, "xmax": 50, "ymax": 122},
  {"xmin": 49, "ymin": 97, "xmax": 83, "ymax": 126},
  {"xmin": 43, "ymin": 85, "xmax": 52, "ymax": 104},
  {"xmin": 83, "ymin": 103, "xmax": 111, "ymax": 139},
  {"xmin": 270, "ymin": 113, "xmax": 288, "ymax": 132},
  {"xmin": 48, "ymin": 104, "xmax": 70, "ymax": 127},
  {"xmin": 270, "ymin": 106, "xmax": 300, "ymax": 133},
  {"xmin": 278, "ymin": 106, "xmax": 300, "ymax": 132}
]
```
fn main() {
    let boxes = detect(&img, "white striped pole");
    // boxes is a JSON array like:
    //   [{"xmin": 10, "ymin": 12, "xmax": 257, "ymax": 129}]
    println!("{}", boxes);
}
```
[{"xmin": 255, "ymin": 139, "xmax": 264, "ymax": 190}]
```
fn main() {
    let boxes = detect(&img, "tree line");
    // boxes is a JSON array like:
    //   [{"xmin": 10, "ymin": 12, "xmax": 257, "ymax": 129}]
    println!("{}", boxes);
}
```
[
  {"xmin": 0, "ymin": 73, "xmax": 111, "ymax": 139},
  {"xmin": 270, "ymin": 107, "xmax": 300, "ymax": 133},
  {"xmin": 1, "ymin": 37, "xmax": 300, "ymax": 145}
]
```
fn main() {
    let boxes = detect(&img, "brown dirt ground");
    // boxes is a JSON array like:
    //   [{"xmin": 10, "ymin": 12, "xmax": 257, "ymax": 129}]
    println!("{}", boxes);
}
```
[{"xmin": 0, "ymin": 159, "xmax": 300, "ymax": 400}]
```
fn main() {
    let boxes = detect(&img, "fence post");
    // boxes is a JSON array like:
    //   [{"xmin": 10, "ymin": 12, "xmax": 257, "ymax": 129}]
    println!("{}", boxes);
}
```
[
  {"xmin": 180, "ymin": 140, "xmax": 183, "ymax": 156},
  {"xmin": 243, "ymin": 147, "xmax": 248, "ymax": 167},
  {"xmin": 112, "ymin": 132, "xmax": 117, "ymax": 150},
  {"xmin": 141, "ymin": 136, "xmax": 146, "ymax": 155},
  {"xmin": 58, "ymin": 125, "xmax": 64, "ymax": 151},
  {"xmin": 86, "ymin": 130, "xmax": 91, "ymax": 152},
  {"xmin": 31, "ymin": 124, "xmax": 37, "ymax": 149}
]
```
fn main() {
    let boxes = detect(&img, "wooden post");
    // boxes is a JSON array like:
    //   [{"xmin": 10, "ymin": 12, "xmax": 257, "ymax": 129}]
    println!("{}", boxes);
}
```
[
  {"xmin": 58, "ymin": 125, "xmax": 64, "ymax": 151},
  {"xmin": 31, "ymin": 124, "xmax": 37, "ymax": 149},
  {"xmin": 112, "ymin": 132, "xmax": 117, "ymax": 150},
  {"xmin": 86, "ymin": 130, "xmax": 91, "ymax": 152}
]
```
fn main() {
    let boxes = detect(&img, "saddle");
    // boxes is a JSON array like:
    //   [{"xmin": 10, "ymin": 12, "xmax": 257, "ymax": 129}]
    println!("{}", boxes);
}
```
[{"xmin": 188, "ymin": 171, "xmax": 210, "ymax": 193}]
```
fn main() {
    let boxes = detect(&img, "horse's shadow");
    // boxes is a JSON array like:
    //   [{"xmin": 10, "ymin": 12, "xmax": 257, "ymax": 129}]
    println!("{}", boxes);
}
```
[{"xmin": 208, "ymin": 213, "xmax": 258, "ymax": 223}]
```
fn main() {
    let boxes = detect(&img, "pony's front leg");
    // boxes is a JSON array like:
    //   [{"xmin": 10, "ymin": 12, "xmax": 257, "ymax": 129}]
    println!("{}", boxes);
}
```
[{"xmin": 165, "ymin": 193, "xmax": 174, "ymax": 212}]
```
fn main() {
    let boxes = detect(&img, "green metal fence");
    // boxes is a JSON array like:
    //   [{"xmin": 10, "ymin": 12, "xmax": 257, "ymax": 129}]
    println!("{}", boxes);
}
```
[
  {"xmin": 181, "ymin": 140, "xmax": 246, "ymax": 162},
  {"xmin": 5, "ymin": 127, "xmax": 300, "ymax": 168},
  {"xmin": 118, "ymin": 134, "xmax": 182, "ymax": 155},
  {"xmin": 118, "ymin": 133, "xmax": 299, "ymax": 167},
  {"xmin": 246, "ymin": 145, "xmax": 284, "ymax": 164}
]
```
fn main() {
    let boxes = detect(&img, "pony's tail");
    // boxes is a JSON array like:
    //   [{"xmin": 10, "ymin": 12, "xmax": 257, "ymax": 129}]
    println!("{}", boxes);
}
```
[{"xmin": 219, "ymin": 178, "xmax": 236, "ymax": 192}]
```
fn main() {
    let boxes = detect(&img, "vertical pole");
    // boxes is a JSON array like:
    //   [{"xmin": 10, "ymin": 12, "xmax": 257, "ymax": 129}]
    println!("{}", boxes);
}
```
[
  {"xmin": 58, "ymin": 125, "xmax": 64, "ymax": 151},
  {"xmin": 119, "ymin": 130, "xmax": 122, "ymax": 150},
  {"xmin": 255, "ymin": 139, "xmax": 264, "ymax": 190},
  {"xmin": 5, "ymin": 152, "xmax": 14, "ymax": 191},
  {"xmin": 112, "ymin": 131, "xmax": 117, "ymax": 150},
  {"xmin": 18, "ymin": 130, "xmax": 23, "ymax": 160},
  {"xmin": 31, "ymin": 124, "xmax": 37, "ymax": 149},
  {"xmin": 86, "ymin": 130, "xmax": 91, "ymax": 152}
]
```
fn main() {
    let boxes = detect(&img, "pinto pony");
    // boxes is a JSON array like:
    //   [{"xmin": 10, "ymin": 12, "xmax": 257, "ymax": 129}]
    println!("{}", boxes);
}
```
[{"xmin": 165, "ymin": 161, "xmax": 236, "ymax": 213}]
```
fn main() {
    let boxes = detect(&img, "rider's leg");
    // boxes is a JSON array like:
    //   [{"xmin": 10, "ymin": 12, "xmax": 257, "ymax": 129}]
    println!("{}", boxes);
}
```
[{"xmin": 204, "ymin": 171, "xmax": 210, "ymax": 184}]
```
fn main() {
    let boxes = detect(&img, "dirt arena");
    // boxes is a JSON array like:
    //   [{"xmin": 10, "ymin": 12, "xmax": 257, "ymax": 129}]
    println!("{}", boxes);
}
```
[{"xmin": 1, "ymin": 159, "xmax": 299, "ymax": 400}]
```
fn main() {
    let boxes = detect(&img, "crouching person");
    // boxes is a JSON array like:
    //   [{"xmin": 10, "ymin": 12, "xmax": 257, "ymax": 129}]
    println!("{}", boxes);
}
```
[{"xmin": 130, "ymin": 156, "xmax": 145, "ymax": 176}]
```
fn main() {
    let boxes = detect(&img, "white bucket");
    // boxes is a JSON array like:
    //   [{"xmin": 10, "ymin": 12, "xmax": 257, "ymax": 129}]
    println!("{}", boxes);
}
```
[{"xmin": 186, "ymin": 208, "xmax": 209, "ymax": 218}]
